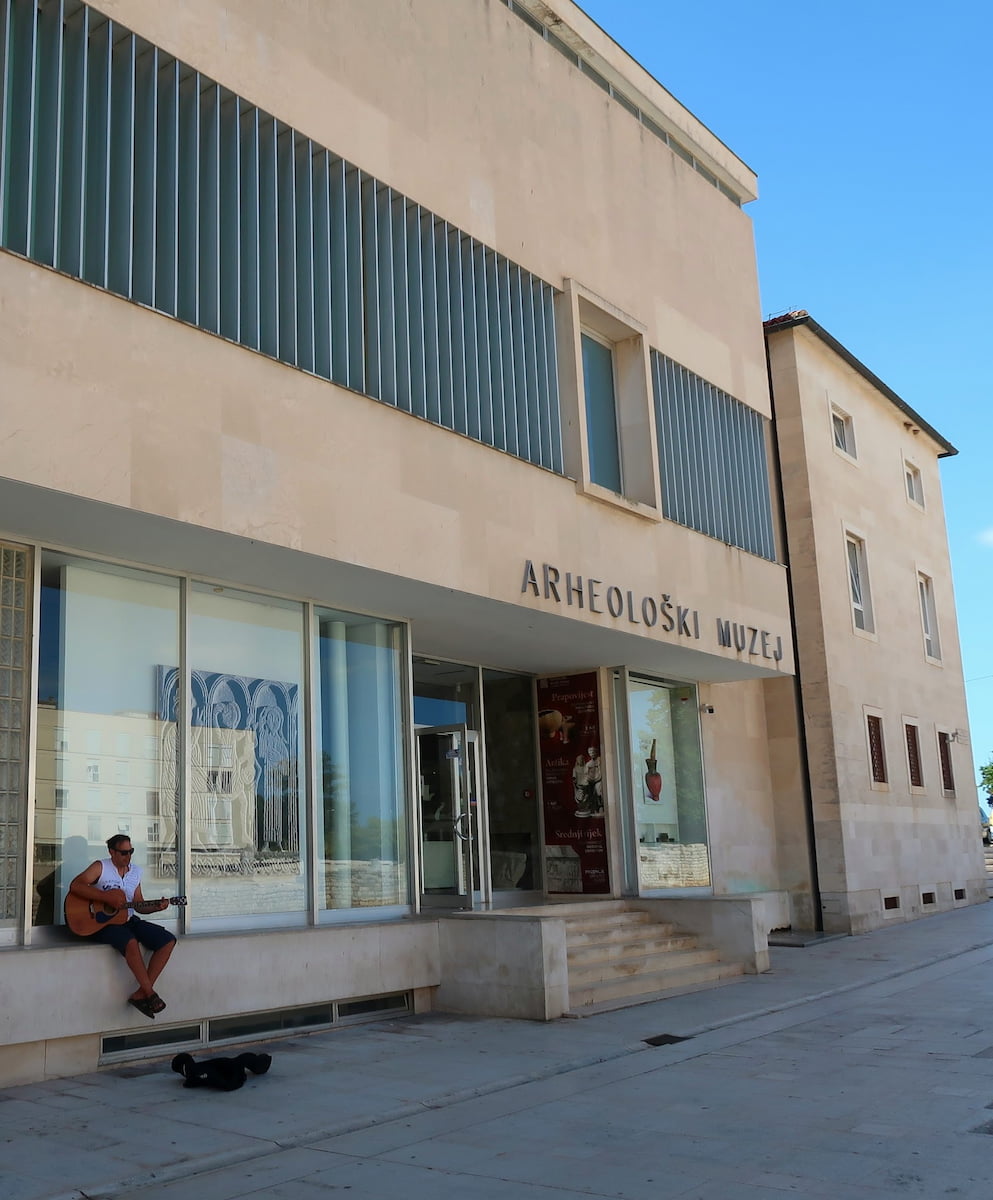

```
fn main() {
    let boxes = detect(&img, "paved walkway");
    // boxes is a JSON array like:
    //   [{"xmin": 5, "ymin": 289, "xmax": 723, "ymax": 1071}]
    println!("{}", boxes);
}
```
[{"xmin": 6, "ymin": 901, "xmax": 993, "ymax": 1199}]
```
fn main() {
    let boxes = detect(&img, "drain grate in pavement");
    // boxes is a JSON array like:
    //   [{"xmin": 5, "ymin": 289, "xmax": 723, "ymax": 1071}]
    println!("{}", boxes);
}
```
[{"xmin": 643, "ymin": 1033, "xmax": 692, "ymax": 1046}]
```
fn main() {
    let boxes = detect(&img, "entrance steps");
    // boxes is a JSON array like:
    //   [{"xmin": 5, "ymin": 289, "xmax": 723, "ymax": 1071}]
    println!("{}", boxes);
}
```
[{"xmin": 523, "ymin": 900, "xmax": 747, "ymax": 1014}]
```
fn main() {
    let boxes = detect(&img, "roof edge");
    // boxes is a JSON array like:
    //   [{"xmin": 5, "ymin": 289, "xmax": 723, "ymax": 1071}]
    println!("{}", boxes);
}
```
[{"xmin": 763, "ymin": 312, "xmax": 957, "ymax": 458}]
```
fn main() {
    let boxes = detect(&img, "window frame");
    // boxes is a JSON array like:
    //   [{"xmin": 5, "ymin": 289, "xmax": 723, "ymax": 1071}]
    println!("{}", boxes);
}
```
[
  {"xmin": 864, "ymin": 708, "xmax": 889, "ymax": 790},
  {"xmin": 580, "ymin": 328, "xmax": 623, "ymax": 495},
  {"xmin": 830, "ymin": 404, "xmax": 857, "ymax": 459},
  {"xmin": 845, "ymin": 530, "xmax": 875, "ymax": 635},
  {"xmin": 917, "ymin": 571, "xmax": 941, "ymax": 662},
  {"xmin": 936, "ymin": 729, "xmax": 956, "ymax": 796},
  {"xmin": 904, "ymin": 460, "xmax": 925, "ymax": 508},
  {"xmin": 903, "ymin": 717, "xmax": 925, "ymax": 792},
  {"xmin": 555, "ymin": 279, "xmax": 662, "ymax": 519}
]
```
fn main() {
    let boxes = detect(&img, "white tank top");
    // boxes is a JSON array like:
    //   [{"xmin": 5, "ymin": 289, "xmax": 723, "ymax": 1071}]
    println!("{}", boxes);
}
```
[{"xmin": 94, "ymin": 858, "xmax": 143, "ymax": 906}]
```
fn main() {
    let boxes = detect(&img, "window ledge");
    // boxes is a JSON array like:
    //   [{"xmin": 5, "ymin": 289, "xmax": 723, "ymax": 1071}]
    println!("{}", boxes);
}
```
[{"xmin": 575, "ymin": 478, "xmax": 662, "ymax": 522}]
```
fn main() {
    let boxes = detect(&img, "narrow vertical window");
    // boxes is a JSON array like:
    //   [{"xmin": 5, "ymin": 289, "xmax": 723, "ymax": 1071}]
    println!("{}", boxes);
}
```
[
  {"xmin": 846, "ymin": 535, "xmax": 873, "ymax": 632},
  {"xmin": 918, "ymin": 574, "xmax": 940, "ymax": 660},
  {"xmin": 937, "ymin": 731, "xmax": 956, "ymax": 795},
  {"xmin": 0, "ymin": 544, "xmax": 31, "ymax": 930},
  {"xmin": 904, "ymin": 723, "xmax": 923, "ymax": 788},
  {"xmin": 905, "ymin": 462, "xmax": 924, "ymax": 507},
  {"xmin": 866, "ymin": 715, "xmax": 887, "ymax": 784},
  {"xmin": 581, "ymin": 332, "xmax": 622, "ymax": 493},
  {"xmin": 832, "ymin": 408, "xmax": 856, "ymax": 457}
]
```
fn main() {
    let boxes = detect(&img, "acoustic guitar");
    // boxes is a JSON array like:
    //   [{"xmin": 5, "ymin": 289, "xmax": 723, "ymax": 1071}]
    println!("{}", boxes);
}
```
[{"xmin": 64, "ymin": 893, "xmax": 187, "ymax": 937}]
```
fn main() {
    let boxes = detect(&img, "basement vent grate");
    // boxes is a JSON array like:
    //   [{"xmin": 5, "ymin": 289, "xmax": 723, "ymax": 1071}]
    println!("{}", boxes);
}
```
[
  {"xmin": 955, "ymin": 888, "xmax": 966, "ymax": 900},
  {"xmin": 883, "ymin": 895, "xmax": 901, "ymax": 910},
  {"xmin": 101, "ymin": 993, "xmax": 409, "ymax": 1062},
  {"xmin": 644, "ymin": 1033, "xmax": 692, "ymax": 1046},
  {"xmin": 921, "ymin": 892, "xmax": 936, "ymax": 906}
]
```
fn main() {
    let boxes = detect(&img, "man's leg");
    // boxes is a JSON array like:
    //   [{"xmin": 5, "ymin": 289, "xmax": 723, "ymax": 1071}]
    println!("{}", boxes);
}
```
[
  {"xmin": 147, "ymin": 939, "xmax": 175, "ymax": 990},
  {"xmin": 122, "ymin": 937, "xmax": 155, "ymax": 1000}
]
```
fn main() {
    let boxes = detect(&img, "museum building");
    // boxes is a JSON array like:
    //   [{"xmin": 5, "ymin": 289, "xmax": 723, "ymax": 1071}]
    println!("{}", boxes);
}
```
[{"xmin": 0, "ymin": 0, "xmax": 979, "ymax": 1085}]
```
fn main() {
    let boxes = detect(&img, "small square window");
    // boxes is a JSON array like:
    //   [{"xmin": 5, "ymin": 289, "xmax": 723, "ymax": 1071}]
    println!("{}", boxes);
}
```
[
  {"xmin": 832, "ymin": 408, "xmax": 857, "ymax": 457},
  {"xmin": 905, "ymin": 462, "xmax": 924, "ymax": 507}
]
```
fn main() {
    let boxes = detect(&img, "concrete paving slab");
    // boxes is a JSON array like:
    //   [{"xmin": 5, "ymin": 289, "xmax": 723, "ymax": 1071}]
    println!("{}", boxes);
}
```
[{"xmin": 8, "ymin": 902, "xmax": 993, "ymax": 1200}]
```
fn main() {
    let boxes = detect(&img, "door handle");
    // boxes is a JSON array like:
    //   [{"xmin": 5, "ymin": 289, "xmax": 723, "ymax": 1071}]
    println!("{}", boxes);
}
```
[{"xmin": 453, "ymin": 811, "xmax": 471, "ymax": 842}]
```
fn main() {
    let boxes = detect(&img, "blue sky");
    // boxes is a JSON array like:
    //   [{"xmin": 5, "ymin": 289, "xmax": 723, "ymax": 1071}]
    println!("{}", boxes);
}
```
[{"xmin": 579, "ymin": 0, "xmax": 993, "ymax": 791}]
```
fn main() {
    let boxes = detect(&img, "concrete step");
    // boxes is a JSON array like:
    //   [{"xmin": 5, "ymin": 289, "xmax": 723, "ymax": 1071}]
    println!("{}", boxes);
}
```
[
  {"xmin": 567, "ymin": 932, "xmax": 697, "ymax": 963},
  {"xmin": 569, "ymin": 958, "xmax": 745, "ymax": 1009},
  {"xmin": 510, "ymin": 900, "xmax": 636, "ymax": 918},
  {"xmin": 569, "ymin": 946, "xmax": 722, "ymax": 987},
  {"xmin": 568, "ymin": 971, "xmax": 745, "ymax": 1016},
  {"xmin": 560, "ymin": 911, "xmax": 660, "ymax": 937},
  {"xmin": 565, "ymin": 918, "xmax": 680, "ymax": 947}
]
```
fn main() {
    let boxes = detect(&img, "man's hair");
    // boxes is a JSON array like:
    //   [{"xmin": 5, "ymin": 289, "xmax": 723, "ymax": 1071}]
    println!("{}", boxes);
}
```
[{"xmin": 106, "ymin": 834, "xmax": 132, "ymax": 853}]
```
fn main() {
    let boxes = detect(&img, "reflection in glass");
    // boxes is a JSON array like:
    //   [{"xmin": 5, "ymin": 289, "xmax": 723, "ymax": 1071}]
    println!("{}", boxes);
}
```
[
  {"xmin": 315, "ymin": 611, "xmax": 406, "ymax": 910},
  {"xmin": 32, "ymin": 555, "xmax": 180, "ymax": 928},
  {"xmin": 628, "ymin": 677, "xmax": 710, "ymax": 890},
  {"xmin": 184, "ymin": 585, "xmax": 306, "ymax": 922},
  {"xmin": 482, "ymin": 670, "xmax": 540, "ymax": 892}
]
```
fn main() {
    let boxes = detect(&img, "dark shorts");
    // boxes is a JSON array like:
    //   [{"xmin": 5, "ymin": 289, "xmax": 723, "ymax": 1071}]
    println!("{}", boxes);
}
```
[{"xmin": 91, "ymin": 916, "xmax": 176, "ymax": 956}]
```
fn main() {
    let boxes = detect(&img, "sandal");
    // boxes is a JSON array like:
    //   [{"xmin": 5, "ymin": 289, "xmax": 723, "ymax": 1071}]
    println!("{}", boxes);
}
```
[
  {"xmin": 128, "ymin": 996, "xmax": 157, "ymax": 1020},
  {"xmin": 149, "ymin": 993, "xmax": 167, "ymax": 1014}
]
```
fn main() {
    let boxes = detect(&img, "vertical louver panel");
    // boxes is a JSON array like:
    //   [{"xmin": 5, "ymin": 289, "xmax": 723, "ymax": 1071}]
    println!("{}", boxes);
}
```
[
  {"xmin": 0, "ymin": 0, "xmax": 564, "ymax": 471},
  {"xmin": 652, "ymin": 349, "xmax": 777, "ymax": 561}
]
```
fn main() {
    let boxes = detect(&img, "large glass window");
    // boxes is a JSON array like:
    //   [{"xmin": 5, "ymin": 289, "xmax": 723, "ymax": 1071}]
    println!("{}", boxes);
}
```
[
  {"xmin": 184, "ymin": 584, "xmax": 306, "ymax": 925},
  {"xmin": 627, "ymin": 677, "xmax": 709, "ymax": 890},
  {"xmin": 32, "ymin": 555, "xmax": 180, "ymax": 931},
  {"xmin": 315, "ymin": 610, "xmax": 406, "ymax": 912},
  {"xmin": 30, "ymin": 553, "xmax": 410, "ymax": 934}
]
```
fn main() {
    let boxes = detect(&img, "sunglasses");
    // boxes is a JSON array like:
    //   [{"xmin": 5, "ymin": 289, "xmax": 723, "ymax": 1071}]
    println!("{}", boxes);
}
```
[{"xmin": 115, "ymin": 847, "xmax": 135, "ymax": 855}]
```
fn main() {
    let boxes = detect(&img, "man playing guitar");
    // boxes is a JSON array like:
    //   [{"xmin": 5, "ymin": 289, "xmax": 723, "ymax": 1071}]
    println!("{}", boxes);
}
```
[{"xmin": 68, "ymin": 834, "xmax": 177, "ymax": 1019}]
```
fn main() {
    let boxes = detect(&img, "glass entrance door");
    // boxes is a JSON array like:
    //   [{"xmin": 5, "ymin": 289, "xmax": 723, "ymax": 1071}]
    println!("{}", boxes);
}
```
[{"xmin": 416, "ymin": 725, "xmax": 482, "ymax": 909}]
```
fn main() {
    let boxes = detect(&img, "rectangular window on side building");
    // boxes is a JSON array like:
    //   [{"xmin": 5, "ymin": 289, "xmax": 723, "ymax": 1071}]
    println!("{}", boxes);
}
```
[
  {"xmin": 937, "ymin": 731, "xmax": 956, "ymax": 795},
  {"xmin": 832, "ymin": 408, "xmax": 857, "ymax": 458},
  {"xmin": 918, "ymin": 573, "xmax": 941, "ymax": 660},
  {"xmin": 847, "ymin": 535, "xmax": 874, "ymax": 633},
  {"xmin": 867, "ymin": 715, "xmax": 887, "ymax": 784},
  {"xmin": 905, "ymin": 462, "xmax": 925, "ymax": 507},
  {"xmin": 904, "ymin": 723, "xmax": 924, "ymax": 788}
]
